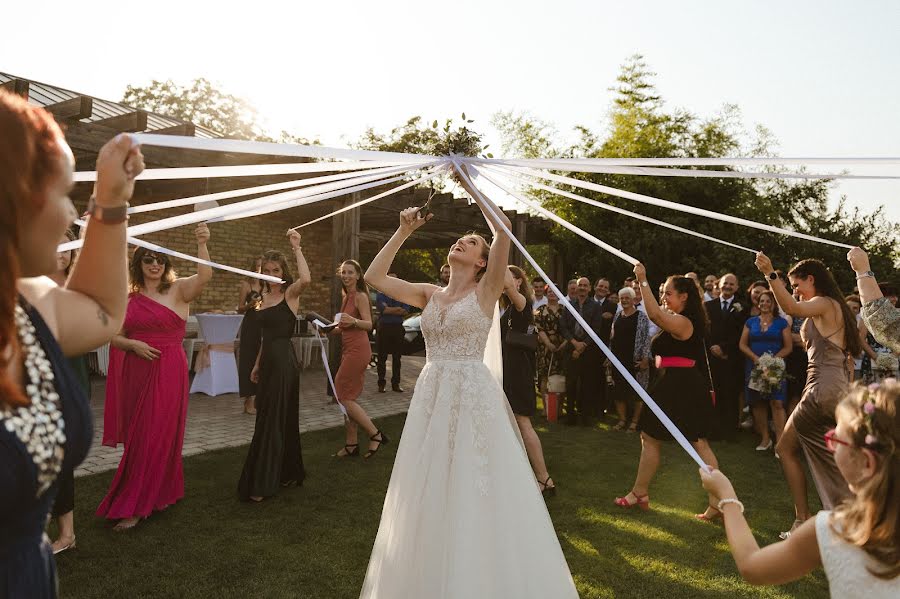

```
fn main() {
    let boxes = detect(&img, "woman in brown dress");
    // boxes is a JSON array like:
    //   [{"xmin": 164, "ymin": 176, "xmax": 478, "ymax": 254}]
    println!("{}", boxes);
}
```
[
  {"xmin": 754, "ymin": 253, "xmax": 862, "ymax": 538},
  {"xmin": 332, "ymin": 260, "xmax": 389, "ymax": 458}
]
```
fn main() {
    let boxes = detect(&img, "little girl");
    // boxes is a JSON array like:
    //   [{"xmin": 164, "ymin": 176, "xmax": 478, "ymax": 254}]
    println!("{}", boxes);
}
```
[{"xmin": 700, "ymin": 379, "xmax": 898, "ymax": 597}]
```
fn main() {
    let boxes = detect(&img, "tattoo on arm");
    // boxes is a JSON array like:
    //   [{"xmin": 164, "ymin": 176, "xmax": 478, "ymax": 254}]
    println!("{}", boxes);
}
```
[{"xmin": 97, "ymin": 308, "xmax": 109, "ymax": 327}]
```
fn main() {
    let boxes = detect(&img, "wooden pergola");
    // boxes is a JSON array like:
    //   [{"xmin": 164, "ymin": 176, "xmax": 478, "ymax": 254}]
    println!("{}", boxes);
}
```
[{"xmin": 2, "ymin": 72, "xmax": 557, "ymax": 314}]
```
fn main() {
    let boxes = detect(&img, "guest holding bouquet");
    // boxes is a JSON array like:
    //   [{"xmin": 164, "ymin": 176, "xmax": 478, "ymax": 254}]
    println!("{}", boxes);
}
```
[{"xmin": 738, "ymin": 290, "xmax": 792, "ymax": 450}]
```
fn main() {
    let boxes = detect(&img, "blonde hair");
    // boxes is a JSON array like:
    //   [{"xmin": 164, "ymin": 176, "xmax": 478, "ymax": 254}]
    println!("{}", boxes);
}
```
[{"xmin": 831, "ymin": 380, "xmax": 899, "ymax": 579}]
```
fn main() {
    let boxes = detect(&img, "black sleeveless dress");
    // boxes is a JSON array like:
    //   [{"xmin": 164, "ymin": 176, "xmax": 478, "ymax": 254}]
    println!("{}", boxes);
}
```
[
  {"xmin": 0, "ymin": 300, "xmax": 92, "ymax": 598},
  {"xmin": 238, "ymin": 300, "xmax": 305, "ymax": 500},
  {"xmin": 238, "ymin": 290, "xmax": 263, "ymax": 397},
  {"xmin": 639, "ymin": 321, "xmax": 712, "ymax": 442},
  {"xmin": 501, "ymin": 299, "xmax": 536, "ymax": 417}
]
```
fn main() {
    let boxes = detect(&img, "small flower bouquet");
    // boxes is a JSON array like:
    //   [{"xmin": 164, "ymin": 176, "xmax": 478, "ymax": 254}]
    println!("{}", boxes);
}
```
[
  {"xmin": 874, "ymin": 353, "xmax": 899, "ymax": 374},
  {"xmin": 749, "ymin": 352, "xmax": 786, "ymax": 396}
]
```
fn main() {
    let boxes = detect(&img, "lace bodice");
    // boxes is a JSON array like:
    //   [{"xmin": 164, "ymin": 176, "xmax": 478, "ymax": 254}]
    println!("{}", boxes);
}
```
[
  {"xmin": 421, "ymin": 290, "xmax": 492, "ymax": 361},
  {"xmin": 816, "ymin": 511, "xmax": 899, "ymax": 598}
]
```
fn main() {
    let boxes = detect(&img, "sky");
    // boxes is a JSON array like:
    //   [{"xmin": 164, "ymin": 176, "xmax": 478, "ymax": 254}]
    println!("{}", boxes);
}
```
[{"xmin": 4, "ymin": 0, "xmax": 899, "ymax": 223}]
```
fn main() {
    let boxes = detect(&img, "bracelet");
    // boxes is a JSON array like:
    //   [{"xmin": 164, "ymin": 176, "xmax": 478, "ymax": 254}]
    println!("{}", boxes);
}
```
[
  {"xmin": 855, "ymin": 270, "xmax": 875, "ymax": 281},
  {"xmin": 717, "ymin": 497, "xmax": 745, "ymax": 513}
]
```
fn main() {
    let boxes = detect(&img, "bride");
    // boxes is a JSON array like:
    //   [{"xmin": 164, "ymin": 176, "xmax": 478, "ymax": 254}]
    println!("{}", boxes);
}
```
[{"xmin": 361, "ymin": 167, "xmax": 578, "ymax": 598}]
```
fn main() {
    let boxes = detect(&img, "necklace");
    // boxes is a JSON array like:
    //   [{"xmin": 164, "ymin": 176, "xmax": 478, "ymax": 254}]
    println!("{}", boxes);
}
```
[{"xmin": 0, "ymin": 304, "xmax": 66, "ymax": 497}]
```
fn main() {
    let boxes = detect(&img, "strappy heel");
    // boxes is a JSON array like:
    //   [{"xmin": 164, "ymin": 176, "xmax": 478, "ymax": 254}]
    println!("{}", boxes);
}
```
[
  {"xmin": 539, "ymin": 476, "xmax": 557, "ymax": 498},
  {"xmin": 614, "ymin": 492, "xmax": 650, "ymax": 511},
  {"xmin": 695, "ymin": 505, "xmax": 723, "ymax": 522},
  {"xmin": 333, "ymin": 443, "xmax": 359, "ymax": 458},
  {"xmin": 363, "ymin": 431, "xmax": 390, "ymax": 459}
]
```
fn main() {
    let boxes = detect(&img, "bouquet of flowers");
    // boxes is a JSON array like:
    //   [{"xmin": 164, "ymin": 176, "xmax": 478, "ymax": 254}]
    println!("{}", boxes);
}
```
[
  {"xmin": 874, "ymin": 353, "xmax": 899, "ymax": 375},
  {"xmin": 749, "ymin": 352, "xmax": 786, "ymax": 396}
]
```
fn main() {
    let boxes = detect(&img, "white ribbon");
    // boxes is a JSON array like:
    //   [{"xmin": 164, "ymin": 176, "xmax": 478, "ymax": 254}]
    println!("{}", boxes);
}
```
[
  {"xmin": 482, "ymin": 165, "xmax": 759, "ymax": 254},
  {"xmin": 312, "ymin": 319, "xmax": 348, "ymax": 418},
  {"xmin": 472, "ymin": 166, "xmax": 639, "ymax": 263},
  {"xmin": 58, "ymin": 162, "xmax": 437, "ymax": 252},
  {"xmin": 73, "ymin": 159, "xmax": 422, "ymax": 183},
  {"xmin": 470, "ymin": 157, "xmax": 900, "ymax": 181},
  {"xmin": 128, "ymin": 163, "xmax": 428, "ymax": 214},
  {"xmin": 454, "ymin": 159, "xmax": 710, "ymax": 470},
  {"xmin": 132, "ymin": 133, "xmax": 439, "ymax": 163},
  {"xmin": 477, "ymin": 155, "xmax": 900, "ymax": 167},
  {"xmin": 71, "ymin": 219, "xmax": 283, "ymax": 282},
  {"xmin": 502, "ymin": 164, "xmax": 854, "ymax": 249},
  {"xmin": 290, "ymin": 164, "xmax": 449, "ymax": 230}
]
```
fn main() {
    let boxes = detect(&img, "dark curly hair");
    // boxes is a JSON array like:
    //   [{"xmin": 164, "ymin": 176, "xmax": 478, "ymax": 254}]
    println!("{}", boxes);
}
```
[{"xmin": 129, "ymin": 247, "xmax": 177, "ymax": 294}]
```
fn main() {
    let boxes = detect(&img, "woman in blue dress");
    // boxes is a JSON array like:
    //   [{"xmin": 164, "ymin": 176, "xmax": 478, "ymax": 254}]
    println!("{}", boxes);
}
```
[
  {"xmin": 738, "ymin": 290, "xmax": 792, "ymax": 451},
  {"xmin": 0, "ymin": 92, "xmax": 142, "ymax": 598}
]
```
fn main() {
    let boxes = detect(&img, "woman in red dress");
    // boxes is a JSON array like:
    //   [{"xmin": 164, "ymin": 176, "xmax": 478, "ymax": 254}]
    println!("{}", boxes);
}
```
[
  {"xmin": 97, "ymin": 224, "xmax": 212, "ymax": 530},
  {"xmin": 332, "ymin": 260, "xmax": 390, "ymax": 458}
]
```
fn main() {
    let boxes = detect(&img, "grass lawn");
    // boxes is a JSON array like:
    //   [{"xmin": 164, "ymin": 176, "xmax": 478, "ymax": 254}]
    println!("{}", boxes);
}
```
[{"xmin": 54, "ymin": 415, "xmax": 828, "ymax": 599}]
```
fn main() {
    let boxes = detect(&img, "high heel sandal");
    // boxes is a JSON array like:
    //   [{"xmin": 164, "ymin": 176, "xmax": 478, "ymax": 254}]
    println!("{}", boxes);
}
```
[
  {"xmin": 614, "ymin": 492, "xmax": 650, "ymax": 510},
  {"xmin": 333, "ymin": 443, "xmax": 359, "ymax": 458},
  {"xmin": 695, "ymin": 505, "xmax": 723, "ymax": 522},
  {"xmin": 612, "ymin": 421, "xmax": 626, "ymax": 431},
  {"xmin": 363, "ymin": 431, "xmax": 390, "ymax": 459},
  {"xmin": 626, "ymin": 422, "xmax": 638, "ymax": 433},
  {"xmin": 539, "ymin": 476, "xmax": 557, "ymax": 498}
]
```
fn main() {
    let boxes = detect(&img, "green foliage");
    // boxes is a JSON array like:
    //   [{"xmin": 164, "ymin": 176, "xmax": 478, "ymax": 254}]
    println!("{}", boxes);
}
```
[
  {"xmin": 122, "ymin": 78, "xmax": 317, "ymax": 144},
  {"xmin": 358, "ymin": 113, "xmax": 489, "ymax": 158},
  {"xmin": 495, "ymin": 54, "xmax": 899, "ymax": 292}
]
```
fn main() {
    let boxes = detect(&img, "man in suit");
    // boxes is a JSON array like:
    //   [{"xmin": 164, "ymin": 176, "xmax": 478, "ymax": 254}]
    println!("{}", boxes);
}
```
[
  {"xmin": 592, "ymin": 277, "xmax": 618, "ymax": 416},
  {"xmin": 704, "ymin": 273, "xmax": 747, "ymax": 440},
  {"xmin": 559, "ymin": 277, "xmax": 604, "ymax": 425}
]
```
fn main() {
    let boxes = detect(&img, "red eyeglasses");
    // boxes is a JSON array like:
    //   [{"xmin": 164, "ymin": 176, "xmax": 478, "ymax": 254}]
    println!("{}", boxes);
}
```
[{"xmin": 824, "ymin": 428, "xmax": 851, "ymax": 452}]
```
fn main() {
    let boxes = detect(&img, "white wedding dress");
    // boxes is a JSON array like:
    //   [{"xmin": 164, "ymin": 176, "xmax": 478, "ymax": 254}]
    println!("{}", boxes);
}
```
[{"xmin": 359, "ymin": 290, "xmax": 578, "ymax": 598}]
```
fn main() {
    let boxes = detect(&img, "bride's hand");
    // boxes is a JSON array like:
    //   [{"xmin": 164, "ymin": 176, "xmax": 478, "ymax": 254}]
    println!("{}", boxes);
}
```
[
  {"xmin": 399, "ymin": 207, "xmax": 432, "ymax": 235},
  {"xmin": 755, "ymin": 251, "xmax": 774, "ymax": 275}
]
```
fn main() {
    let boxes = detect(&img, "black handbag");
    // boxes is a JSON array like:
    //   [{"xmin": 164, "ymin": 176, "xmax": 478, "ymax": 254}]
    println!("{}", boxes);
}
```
[{"xmin": 503, "ymin": 306, "xmax": 538, "ymax": 351}]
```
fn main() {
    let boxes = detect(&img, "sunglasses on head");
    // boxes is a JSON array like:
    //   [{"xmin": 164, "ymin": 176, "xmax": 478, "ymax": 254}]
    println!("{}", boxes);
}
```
[
  {"xmin": 824, "ymin": 428, "xmax": 851, "ymax": 452},
  {"xmin": 141, "ymin": 255, "xmax": 167, "ymax": 266}
]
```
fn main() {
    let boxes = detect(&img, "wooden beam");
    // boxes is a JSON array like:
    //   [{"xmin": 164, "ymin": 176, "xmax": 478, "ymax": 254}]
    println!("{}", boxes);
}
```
[
  {"xmin": 44, "ymin": 96, "xmax": 93, "ymax": 120},
  {"xmin": 151, "ymin": 123, "xmax": 196, "ymax": 136},
  {"xmin": 93, "ymin": 110, "xmax": 148, "ymax": 132},
  {"xmin": 1, "ymin": 79, "xmax": 29, "ymax": 97}
]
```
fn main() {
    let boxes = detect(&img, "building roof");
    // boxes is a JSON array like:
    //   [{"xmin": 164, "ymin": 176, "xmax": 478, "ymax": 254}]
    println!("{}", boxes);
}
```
[{"xmin": 0, "ymin": 72, "xmax": 220, "ymax": 138}]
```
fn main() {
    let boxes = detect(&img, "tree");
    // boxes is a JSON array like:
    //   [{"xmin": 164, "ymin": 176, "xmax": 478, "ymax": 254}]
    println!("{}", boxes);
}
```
[
  {"xmin": 494, "ymin": 55, "xmax": 899, "ymax": 292},
  {"xmin": 122, "ymin": 78, "xmax": 317, "ymax": 144}
]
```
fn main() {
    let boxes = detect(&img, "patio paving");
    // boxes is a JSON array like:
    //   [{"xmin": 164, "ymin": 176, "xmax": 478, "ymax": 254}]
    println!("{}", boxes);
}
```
[{"xmin": 75, "ymin": 357, "xmax": 423, "ymax": 477}]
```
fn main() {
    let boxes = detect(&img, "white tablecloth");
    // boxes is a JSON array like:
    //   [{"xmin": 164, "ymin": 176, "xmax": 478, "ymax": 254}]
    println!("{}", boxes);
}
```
[{"xmin": 189, "ymin": 314, "xmax": 243, "ymax": 396}]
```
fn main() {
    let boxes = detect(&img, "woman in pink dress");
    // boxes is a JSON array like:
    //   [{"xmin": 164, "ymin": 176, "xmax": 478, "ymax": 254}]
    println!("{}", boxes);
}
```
[
  {"xmin": 97, "ymin": 224, "xmax": 212, "ymax": 531},
  {"xmin": 332, "ymin": 259, "xmax": 389, "ymax": 459}
]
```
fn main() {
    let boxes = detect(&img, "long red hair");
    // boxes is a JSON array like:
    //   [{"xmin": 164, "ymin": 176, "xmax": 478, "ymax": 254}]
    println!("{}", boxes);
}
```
[{"xmin": 0, "ymin": 90, "xmax": 66, "ymax": 407}]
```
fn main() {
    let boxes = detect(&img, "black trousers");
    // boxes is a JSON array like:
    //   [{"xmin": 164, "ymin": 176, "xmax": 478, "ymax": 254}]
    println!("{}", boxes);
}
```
[
  {"xmin": 376, "ymin": 322, "xmax": 405, "ymax": 385},
  {"xmin": 709, "ymin": 356, "xmax": 742, "ymax": 440},
  {"xmin": 564, "ymin": 348, "xmax": 599, "ymax": 422}
]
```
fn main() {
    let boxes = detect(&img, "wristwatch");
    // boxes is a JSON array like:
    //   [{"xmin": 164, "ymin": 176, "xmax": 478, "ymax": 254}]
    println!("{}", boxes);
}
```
[
  {"xmin": 767, "ymin": 271, "xmax": 778, "ymax": 281},
  {"xmin": 86, "ymin": 195, "xmax": 129, "ymax": 224},
  {"xmin": 640, "ymin": 281, "xmax": 649, "ymax": 287},
  {"xmin": 856, "ymin": 270, "xmax": 875, "ymax": 281}
]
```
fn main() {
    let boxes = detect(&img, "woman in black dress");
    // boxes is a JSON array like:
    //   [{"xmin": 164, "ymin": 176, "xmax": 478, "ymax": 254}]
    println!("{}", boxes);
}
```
[
  {"xmin": 615, "ymin": 265, "xmax": 721, "ymax": 519},
  {"xmin": 237, "ymin": 254, "xmax": 264, "ymax": 415},
  {"xmin": 501, "ymin": 265, "xmax": 555, "ymax": 496},
  {"xmin": 238, "ymin": 233, "xmax": 311, "ymax": 502},
  {"xmin": 1, "ymin": 93, "xmax": 142, "ymax": 598}
]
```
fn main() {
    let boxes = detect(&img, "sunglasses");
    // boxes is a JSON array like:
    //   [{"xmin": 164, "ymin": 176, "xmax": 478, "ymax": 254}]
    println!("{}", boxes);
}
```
[
  {"xmin": 824, "ymin": 428, "xmax": 851, "ymax": 452},
  {"xmin": 141, "ymin": 255, "xmax": 167, "ymax": 266}
]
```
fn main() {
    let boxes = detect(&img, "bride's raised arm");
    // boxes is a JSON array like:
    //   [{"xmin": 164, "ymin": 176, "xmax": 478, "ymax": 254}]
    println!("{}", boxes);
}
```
[
  {"xmin": 364, "ymin": 207, "xmax": 438, "ymax": 310},
  {"xmin": 454, "ymin": 164, "xmax": 512, "ymax": 304}
]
